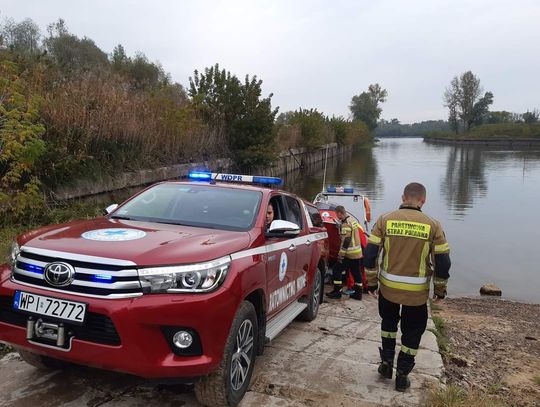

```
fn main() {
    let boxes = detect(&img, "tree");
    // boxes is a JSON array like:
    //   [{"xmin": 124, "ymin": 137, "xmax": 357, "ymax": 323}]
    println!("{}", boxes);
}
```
[
  {"xmin": 189, "ymin": 64, "xmax": 278, "ymax": 168},
  {"xmin": 288, "ymin": 109, "xmax": 326, "ymax": 149},
  {"xmin": 443, "ymin": 71, "xmax": 494, "ymax": 131},
  {"xmin": 444, "ymin": 76, "xmax": 460, "ymax": 133},
  {"xmin": 44, "ymin": 19, "xmax": 108, "ymax": 72},
  {"xmin": 349, "ymin": 83, "xmax": 387, "ymax": 130},
  {"xmin": 0, "ymin": 18, "xmax": 41, "ymax": 55},
  {"xmin": 522, "ymin": 109, "xmax": 539, "ymax": 124}
]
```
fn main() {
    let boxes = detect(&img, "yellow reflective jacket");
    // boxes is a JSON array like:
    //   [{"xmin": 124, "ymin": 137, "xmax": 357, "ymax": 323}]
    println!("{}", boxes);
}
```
[
  {"xmin": 338, "ymin": 216, "xmax": 363, "ymax": 260},
  {"xmin": 365, "ymin": 205, "xmax": 450, "ymax": 306}
]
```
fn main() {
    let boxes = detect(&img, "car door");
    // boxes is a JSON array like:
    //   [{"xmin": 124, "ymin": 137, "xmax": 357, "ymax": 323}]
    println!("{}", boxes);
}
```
[{"xmin": 265, "ymin": 194, "xmax": 299, "ymax": 318}]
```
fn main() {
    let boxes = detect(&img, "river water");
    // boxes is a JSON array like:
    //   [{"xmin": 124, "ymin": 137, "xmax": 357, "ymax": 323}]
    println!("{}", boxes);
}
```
[{"xmin": 284, "ymin": 138, "xmax": 540, "ymax": 303}]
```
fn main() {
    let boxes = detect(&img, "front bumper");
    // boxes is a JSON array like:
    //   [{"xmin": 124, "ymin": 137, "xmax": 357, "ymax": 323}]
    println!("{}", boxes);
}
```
[{"xmin": 0, "ymin": 265, "xmax": 240, "ymax": 379}]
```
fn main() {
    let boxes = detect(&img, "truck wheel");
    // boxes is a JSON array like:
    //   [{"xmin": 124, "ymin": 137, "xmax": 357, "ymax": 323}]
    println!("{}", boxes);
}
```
[
  {"xmin": 298, "ymin": 266, "xmax": 323, "ymax": 322},
  {"xmin": 194, "ymin": 301, "xmax": 258, "ymax": 407},
  {"xmin": 16, "ymin": 348, "xmax": 67, "ymax": 370}
]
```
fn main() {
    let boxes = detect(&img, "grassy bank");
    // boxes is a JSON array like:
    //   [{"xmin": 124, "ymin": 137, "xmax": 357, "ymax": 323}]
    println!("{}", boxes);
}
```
[{"xmin": 425, "ymin": 123, "xmax": 540, "ymax": 140}]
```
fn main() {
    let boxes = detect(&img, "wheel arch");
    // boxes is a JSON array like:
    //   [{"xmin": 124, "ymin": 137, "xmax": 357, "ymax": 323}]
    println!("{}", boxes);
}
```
[{"xmin": 244, "ymin": 288, "xmax": 266, "ymax": 355}]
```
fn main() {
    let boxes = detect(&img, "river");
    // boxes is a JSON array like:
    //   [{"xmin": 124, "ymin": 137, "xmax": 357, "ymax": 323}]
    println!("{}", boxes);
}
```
[{"xmin": 283, "ymin": 137, "xmax": 540, "ymax": 303}]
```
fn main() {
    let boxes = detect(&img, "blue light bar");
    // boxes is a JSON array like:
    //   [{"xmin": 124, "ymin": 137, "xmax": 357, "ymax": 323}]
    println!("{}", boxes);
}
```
[
  {"xmin": 327, "ymin": 186, "xmax": 337, "ymax": 193},
  {"xmin": 252, "ymin": 176, "xmax": 282, "ymax": 185},
  {"xmin": 19, "ymin": 262, "xmax": 44, "ymax": 274},
  {"xmin": 188, "ymin": 171, "xmax": 212, "ymax": 181},
  {"xmin": 344, "ymin": 187, "xmax": 354, "ymax": 193},
  {"xmin": 92, "ymin": 274, "xmax": 114, "ymax": 282}
]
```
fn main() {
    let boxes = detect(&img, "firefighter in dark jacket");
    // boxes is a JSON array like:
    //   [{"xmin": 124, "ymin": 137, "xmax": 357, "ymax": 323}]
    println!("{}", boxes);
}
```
[
  {"xmin": 363, "ymin": 182, "xmax": 451, "ymax": 392},
  {"xmin": 326, "ymin": 205, "xmax": 363, "ymax": 300}
]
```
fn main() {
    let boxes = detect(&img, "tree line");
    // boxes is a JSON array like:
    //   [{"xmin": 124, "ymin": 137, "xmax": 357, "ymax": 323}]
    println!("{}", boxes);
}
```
[
  {"xmin": 376, "ymin": 71, "xmax": 538, "ymax": 138},
  {"xmin": 0, "ymin": 16, "xmax": 385, "ymax": 224}
]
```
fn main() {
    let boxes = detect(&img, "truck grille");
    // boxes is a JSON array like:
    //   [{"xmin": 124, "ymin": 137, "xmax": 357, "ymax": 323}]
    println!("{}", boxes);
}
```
[
  {"xmin": 0, "ymin": 296, "xmax": 121, "ymax": 346},
  {"xmin": 12, "ymin": 247, "xmax": 142, "ymax": 298}
]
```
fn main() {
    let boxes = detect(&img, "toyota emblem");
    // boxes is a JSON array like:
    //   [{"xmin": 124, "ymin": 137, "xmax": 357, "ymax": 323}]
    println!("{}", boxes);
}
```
[{"xmin": 44, "ymin": 262, "xmax": 75, "ymax": 287}]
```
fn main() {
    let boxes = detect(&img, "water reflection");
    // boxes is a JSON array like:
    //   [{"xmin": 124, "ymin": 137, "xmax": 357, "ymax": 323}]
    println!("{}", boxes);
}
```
[
  {"xmin": 283, "ymin": 147, "xmax": 382, "ymax": 202},
  {"xmin": 442, "ymin": 146, "xmax": 488, "ymax": 218},
  {"xmin": 440, "ymin": 144, "xmax": 540, "ymax": 219}
]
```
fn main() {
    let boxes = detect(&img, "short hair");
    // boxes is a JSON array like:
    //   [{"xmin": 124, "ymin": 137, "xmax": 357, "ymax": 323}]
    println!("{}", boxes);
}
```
[
  {"xmin": 403, "ymin": 182, "xmax": 426, "ymax": 200},
  {"xmin": 335, "ymin": 205, "xmax": 346, "ymax": 214}
]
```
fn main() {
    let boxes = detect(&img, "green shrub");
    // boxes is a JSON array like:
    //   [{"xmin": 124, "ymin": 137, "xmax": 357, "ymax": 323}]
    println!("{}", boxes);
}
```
[{"xmin": 0, "ymin": 60, "xmax": 46, "ymax": 225}]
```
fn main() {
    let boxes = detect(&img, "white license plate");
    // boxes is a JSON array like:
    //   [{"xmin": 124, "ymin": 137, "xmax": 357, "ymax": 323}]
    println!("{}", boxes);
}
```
[{"xmin": 13, "ymin": 291, "xmax": 87, "ymax": 323}]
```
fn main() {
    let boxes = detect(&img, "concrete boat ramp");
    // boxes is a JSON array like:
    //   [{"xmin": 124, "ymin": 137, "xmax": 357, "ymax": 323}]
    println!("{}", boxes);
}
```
[{"xmin": 0, "ymin": 296, "xmax": 443, "ymax": 407}]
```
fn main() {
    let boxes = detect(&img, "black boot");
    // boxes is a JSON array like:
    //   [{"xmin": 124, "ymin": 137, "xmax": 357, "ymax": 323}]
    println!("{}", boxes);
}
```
[
  {"xmin": 395, "ymin": 352, "xmax": 415, "ymax": 392},
  {"xmin": 350, "ymin": 284, "xmax": 362, "ymax": 301},
  {"xmin": 395, "ymin": 372, "xmax": 411, "ymax": 391},
  {"xmin": 377, "ymin": 347, "xmax": 394, "ymax": 379},
  {"xmin": 326, "ymin": 284, "xmax": 342, "ymax": 299}
]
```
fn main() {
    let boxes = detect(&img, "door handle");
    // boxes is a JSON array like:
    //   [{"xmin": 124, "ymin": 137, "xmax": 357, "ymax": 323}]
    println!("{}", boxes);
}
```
[
  {"xmin": 289, "ymin": 244, "xmax": 297, "ymax": 252},
  {"xmin": 305, "ymin": 239, "xmax": 312, "ymax": 246}
]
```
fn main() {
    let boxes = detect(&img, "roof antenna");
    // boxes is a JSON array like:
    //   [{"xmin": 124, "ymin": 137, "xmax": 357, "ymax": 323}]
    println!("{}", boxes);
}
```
[{"xmin": 321, "ymin": 145, "xmax": 329, "ymax": 193}]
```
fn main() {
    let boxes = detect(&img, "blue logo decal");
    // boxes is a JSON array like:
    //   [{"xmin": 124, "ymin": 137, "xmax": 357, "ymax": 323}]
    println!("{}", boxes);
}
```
[
  {"xmin": 82, "ymin": 228, "xmax": 146, "ymax": 242},
  {"xmin": 279, "ymin": 252, "xmax": 288, "ymax": 281}
]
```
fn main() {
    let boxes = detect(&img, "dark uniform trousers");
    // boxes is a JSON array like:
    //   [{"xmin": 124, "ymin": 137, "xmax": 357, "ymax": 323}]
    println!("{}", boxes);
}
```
[
  {"xmin": 378, "ymin": 293, "xmax": 428, "ymax": 373},
  {"xmin": 332, "ymin": 258, "xmax": 362, "ymax": 287}
]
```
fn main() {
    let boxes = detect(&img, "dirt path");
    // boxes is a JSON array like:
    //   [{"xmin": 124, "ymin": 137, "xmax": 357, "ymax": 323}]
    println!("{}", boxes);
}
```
[{"xmin": 434, "ymin": 297, "xmax": 540, "ymax": 407}]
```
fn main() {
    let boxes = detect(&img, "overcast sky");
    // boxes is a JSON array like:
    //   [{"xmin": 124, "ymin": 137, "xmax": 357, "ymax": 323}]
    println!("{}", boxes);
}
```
[{"xmin": 2, "ymin": 0, "xmax": 539, "ymax": 123}]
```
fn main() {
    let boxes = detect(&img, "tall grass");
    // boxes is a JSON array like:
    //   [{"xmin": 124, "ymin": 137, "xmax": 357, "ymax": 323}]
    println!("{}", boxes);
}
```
[
  {"xmin": 38, "ymin": 69, "xmax": 226, "ymax": 187},
  {"xmin": 425, "ymin": 385, "xmax": 508, "ymax": 407}
]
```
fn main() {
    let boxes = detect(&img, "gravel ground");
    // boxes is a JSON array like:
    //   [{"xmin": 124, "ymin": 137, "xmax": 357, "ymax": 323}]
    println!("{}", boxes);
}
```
[{"xmin": 434, "ymin": 297, "xmax": 540, "ymax": 407}]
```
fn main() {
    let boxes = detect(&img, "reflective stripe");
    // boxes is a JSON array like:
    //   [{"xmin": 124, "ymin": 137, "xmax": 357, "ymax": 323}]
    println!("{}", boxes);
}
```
[
  {"xmin": 380, "ymin": 276, "xmax": 429, "ymax": 291},
  {"xmin": 383, "ymin": 238, "xmax": 390, "ymax": 270},
  {"xmin": 230, "ymin": 231, "xmax": 328, "ymax": 260},
  {"xmin": 365, "ymin": 268, "xmax": 378, "ymax": 277},
  {"xmin": 333, "ymin": 280, "xmax": 343, "ymax": 285},
  {"xmin": 380, "ymin": 270, "xmax": 429, "ymax": 284},
  {"xmin": 400, "ymin": 345, "xmax": 418, "ymax": 356},
  {"xmin": 368, "ymin": 234, "xmax": 381, "ymax": 245},
  {"xmin": 434, "ymin": 243, "xmax": 450, "ymax": 253},
  {"xmin": 418, "ymin": 241, "xmax": 430, "ymax": 278},
  {"xmin": 379, "ymin": 271, "xmax": 430, "ymax": 292},
  {"xmin": 433, "ymin": 277, "xmax": 448, "ymax": 287},
  {"xmin": 381, "ymin": 330, "xmax": 397, "ymax": 339}
]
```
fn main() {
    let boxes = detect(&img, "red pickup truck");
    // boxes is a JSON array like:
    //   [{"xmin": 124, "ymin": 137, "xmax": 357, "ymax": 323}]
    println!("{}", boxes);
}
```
[{"xmin": 0, "ymin": 172, "xmax": 329, "ymax": 406}]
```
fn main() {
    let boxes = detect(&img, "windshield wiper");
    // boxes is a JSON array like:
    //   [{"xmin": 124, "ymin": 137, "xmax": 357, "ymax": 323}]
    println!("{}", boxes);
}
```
[
  {"xmin": 110, "ymin": 215, "xmax": 137, "ymax": 221},
  {"xmin": 151, "ymin": 220, "xmax": 191, "ymax": 226}
]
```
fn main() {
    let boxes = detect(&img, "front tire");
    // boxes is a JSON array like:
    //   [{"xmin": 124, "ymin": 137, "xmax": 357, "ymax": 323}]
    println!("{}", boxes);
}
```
[
  {"xmin": 195, "ymin": 301, "xmax": 258, "ymax": 407},
  {"xmin": 298, "ymin": 266, "xmax": 323, "ymax": 321}
]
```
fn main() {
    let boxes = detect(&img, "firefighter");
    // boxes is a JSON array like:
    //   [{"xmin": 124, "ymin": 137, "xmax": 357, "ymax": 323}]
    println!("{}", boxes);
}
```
[
  {"xmin": 363, "ymin": 182, "xmax": 451, "ymax": 392},
  {"xmin": 326, "ymin": 205, "xmax": 363, "ymax": 300}
]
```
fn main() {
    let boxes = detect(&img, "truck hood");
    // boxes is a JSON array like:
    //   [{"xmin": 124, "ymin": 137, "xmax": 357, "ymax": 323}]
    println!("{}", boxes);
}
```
[{"xmin": 19, "ymin": 218, "xmax": 252, "ymax": 266}]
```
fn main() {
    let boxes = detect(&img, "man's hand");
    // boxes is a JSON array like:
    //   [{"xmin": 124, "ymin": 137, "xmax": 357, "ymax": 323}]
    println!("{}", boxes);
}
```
[
  {"xmin": 368, "ymin": 288, "xmax": 379, "ymax": 299},
  {"xmin": 432, "ymin": 294, "xmax": 444, "ymax": 303}
]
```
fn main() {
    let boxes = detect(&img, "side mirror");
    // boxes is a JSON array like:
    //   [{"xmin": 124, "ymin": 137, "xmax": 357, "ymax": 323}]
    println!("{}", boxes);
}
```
[
  {"xmin": 266, "ymin": 220, "xmax": 300, "ymax": 237},
  {"xmin": 104, "ymin": 204, "xmax": 119, "ymax": 215}
]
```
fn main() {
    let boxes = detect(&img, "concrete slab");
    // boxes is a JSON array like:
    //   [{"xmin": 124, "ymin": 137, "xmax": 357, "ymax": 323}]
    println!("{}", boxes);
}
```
[{"xmin": 0, "ymin": 295, "xmax": 443, "ymax": 406}]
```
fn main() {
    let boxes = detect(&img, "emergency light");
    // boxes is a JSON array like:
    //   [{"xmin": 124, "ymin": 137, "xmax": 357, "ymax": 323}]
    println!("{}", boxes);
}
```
[
  {"xmin": 188, "ymin": 171, "xmax": 282, "ymax": 186},
  {"xmin": 326, "ymin": 186, "xmax": 354, "ymax": 193},
  {"xmin": 188, "ymin": 171, "xmax": 212, "ymax": 181}
]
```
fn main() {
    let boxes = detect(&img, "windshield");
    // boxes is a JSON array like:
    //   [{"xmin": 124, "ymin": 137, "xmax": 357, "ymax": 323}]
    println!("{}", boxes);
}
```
[{"xmin": 112, "ymin": 184, "xmax": 262, "ymax": 231}]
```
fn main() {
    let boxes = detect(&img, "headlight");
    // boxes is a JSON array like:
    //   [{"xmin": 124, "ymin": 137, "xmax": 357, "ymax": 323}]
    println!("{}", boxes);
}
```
[
  {"xmin": 9, "ymin": 241, "xmax": 20, "ymax": 266},
  {"xmin": 138, "ymin": 256, "xmax": 231, "ymax": 294}
]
